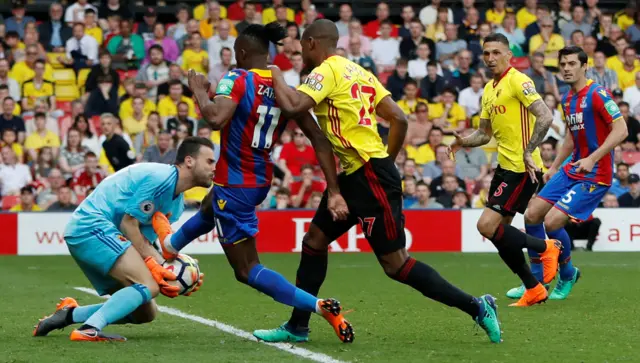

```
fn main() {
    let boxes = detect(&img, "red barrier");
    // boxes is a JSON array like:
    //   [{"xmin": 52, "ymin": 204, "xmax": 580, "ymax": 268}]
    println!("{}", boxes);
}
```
[{"xmin": 0, "ymin": 213, "xmax": 17, "ymax": 255}]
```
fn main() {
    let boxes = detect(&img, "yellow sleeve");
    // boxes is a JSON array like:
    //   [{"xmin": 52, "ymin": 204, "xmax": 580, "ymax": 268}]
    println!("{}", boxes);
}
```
[
  {"xmin": 13, "ymin": 103, "xmax": 21, "ymax": 116},
  {"xmin": 262, "ymin": 8, "xmax": 276, "ymax": 24},
  {"xmin": 297, "ymin": 61, "xmax": 336, "ymax": 105},
  {"xmin": 528, "ymin": 35, "xmax": 542, "ymax": 54},
  {"xmin": 287, "ymin": 8, "xmax": 295, "ymax": 22},
  {"xmin": 99, "ymin": 149, "xmax": 115, "ymax": 174},
  {"xmin": 144, "ymin": 100, "xmax": 157, "ymax": 114},
  {"xmin": 181, "ymin": 50, "xmax": 191, "ymax": 71},
  {"xmin": 44, "ymin": 64, "xmax": 54, "ymax": 82},
  {"xmin": 157, "ymin": 99, "xmax": 170, "ymax": 118},
  {"xmin": 186, "ymin": 98, "xmax": 198, "ymax": 118},
  {"xmin": 549, "ymin": 34, "xmax": 565, "ymax": 51},
  {"xmin": 193, "ymin": 4, "xmax": 205, "ymax": 20},
  {"xmin": 230, "ymin": 23, "xmax": 237, "ymax": 37},
  {"xmin": 49, "ymin": 132, "xmax": 61, "ymax": 147},
  {"xmin": 220, "ymin": 6, "xmax": 227, "ymax": 19},
  {"xmin": 372, "ymin": 73, "xmax": 391, "ymax": 105},
  {"xmin": 24, "ymin": 135, "xmax": 36, "ymax": 149},
  {"xmin": 397, "ymin": 100, "xmax": 410, "ymax": 115},
  {"xmin": 119, "ymin": 99, "xmax": 132, "ymax": 121},
  {"xmin": 9, "ymin": 205, "xmax": 20, "ymax": 212},
  {"xmin": 516, "ymin": 9, "xmax": 527, "ymax": 29},
  {"xmin": 428, "ymin": 103, "xmax": 444, "ymax": 119},
  {"xmin": 480, "ymin": 93, "xmax": 490, "ymax": 120},
  {"xmin": 509, "ymin": 72, "xmax": 541, "ymax": 108},
  {"xmin": 452, "ymin": 104, "xmax": 466, "ymax": 125}
]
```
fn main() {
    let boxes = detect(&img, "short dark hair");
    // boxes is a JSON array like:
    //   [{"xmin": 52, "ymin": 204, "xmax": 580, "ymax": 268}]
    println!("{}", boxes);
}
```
[
  {"xmin": 617, "ymin": 162, "xmax": 630, "ymax": 170},
  {"xmin": 34, "ymin": 112, "xmax": 46, "ymax": 120},
  {"xmin": 85, "ymin": 151, "xmax": 97, "ymax": 159},
  {"xmin": 405, "ymin": 79, "xmax": 418, "ymax": 87},
  {"xmin": 0, "ymin": 84, "xmax": 8, "ymax": 91},
  {"xmin": 483, "ymin": 33, "xmax": 510, "ymax": 47},
  {"xmin": 148, "ymin": 44, "xmax": 164, "ymax": 54},
  {"xmin": 558, "ymin": 46, "xmax": 588, "ymax": 66},
  {"xmin": 427, "ymin": 60, "xmax": 438, "ymax": 68},
  {"xmin": 430, "ymin": 126, "xmax": 444, "ymax": 135},
  {"xmin": 380, "ymin": 19, "xmax": 393, "ymax": 27},
  {"xmin": 300, "ymin": 164, "xmax": 314, "ymax": 173},
  {"xmin": 416, "ymin": 180, "xmax": 429, "ymax": 189},
  {"xmin": 220, "ymin": 46, "xmax": 232, "ymax": 57},
  {"xmin": 618, "ymin": 101, "xmax": 630, "ymax": 108},
  {"xmin": 276, "ymin": 187, "xmax": 290, "ymax": 196},
  {"xmin": 34, "ymin": 59, "xmax": 46, "ymax": 67},
  {"xmin": 175, "ymin": 137, "xmax": 214, "ymax": 164},
  {"xmin": 20, "ymin": 186, "xmax": 35, "ymax": 195},
  {"xmin": 291, "ymin": 51, "xmax": 303, "ymax": 58},
  {"xmin": 168, "ymin": 79, "xmax": 183, "ymax": 88},
  {"xmin": 441, "ymin": 86, "xmax": 457, "ymax": 96},
  {"xmin": 85, "ymin": 8, "xmax": 96, "ymax": 15}
]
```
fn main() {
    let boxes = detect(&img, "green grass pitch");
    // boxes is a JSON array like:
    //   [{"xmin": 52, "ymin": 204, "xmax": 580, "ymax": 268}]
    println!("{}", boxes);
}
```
[{"xmin": 1, "ymin": 252, "xmax": 639, "ymax": 363}]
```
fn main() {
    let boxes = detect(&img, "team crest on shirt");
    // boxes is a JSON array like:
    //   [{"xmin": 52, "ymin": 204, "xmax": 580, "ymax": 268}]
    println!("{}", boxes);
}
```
[
  {"xmin": 217, "ymin": 199, "xmax": 227, "ymax": 211},
  {"xmin": 140, "ymin": 201, "xmax": 155, "ymax": 214},
  {"xmin": 305, "ymin": 73, "xmax": 324, "ymax": 91},
  {"xmin": 605, "ymin": 100, "xmax": 620, "ymax": 116},
  {"xmin": 116, "ymin": 234, "xmax": 128, "ymax": 242},
  {"xmin": 580, "ymin": 97, "xmax": 587, "ymax": 108},
  {"xmin": 522, "ymin": 81, "xmax": 537, "ymax": 96},
  {"xmin": 598, "ymin": 89, "xmax": 608, "ymax": 98}
]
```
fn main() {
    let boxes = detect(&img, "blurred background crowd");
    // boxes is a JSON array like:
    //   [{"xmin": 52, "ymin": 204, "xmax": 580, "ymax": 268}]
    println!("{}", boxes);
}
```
[{"xmin": 0, "ymin": 0, "xmax": 638, "ymax": 218}]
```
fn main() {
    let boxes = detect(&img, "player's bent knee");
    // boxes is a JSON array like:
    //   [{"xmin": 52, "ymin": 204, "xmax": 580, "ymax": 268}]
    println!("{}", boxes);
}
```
[
  {"xmin": 544, "ymin": 209, "xmax": 568, "ymax": 232},
  {"xmin": 131, "ymin": 301, "xmax": 158, "ymax": 324},
  {"xmin": 378, "ymin": 249, "xmax": 410, "ymax": 278},
  {"xmin": 476, "ymin": 209, "xmax": 502, "ymax": 238},
  {"xmin": 302, "ymin": 224, "xmax": 331, "ymax": 251}
]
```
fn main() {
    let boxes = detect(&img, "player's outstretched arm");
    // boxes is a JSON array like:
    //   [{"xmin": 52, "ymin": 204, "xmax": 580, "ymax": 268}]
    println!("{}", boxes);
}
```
[
  {"xmin": 375, "ymin": 95, "xmax": 408, "ymax": 161},
  {"xmin": 524, "ymin": 99, "xmax": 554, "ymax": 154},
  {"xmin": 460, "ymin": 118, "xmax": 493, "ymax": 147},
  {"xmin": 295, "ymin": 111, "xmax": 349, "ymax": 220},
  {"xmin": 269, "ymin": 66, "xmax": 317, "ymax": 115}
]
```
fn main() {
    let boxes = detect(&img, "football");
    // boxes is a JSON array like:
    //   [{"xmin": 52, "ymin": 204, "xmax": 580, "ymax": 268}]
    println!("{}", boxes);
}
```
[{"xmin": 163, "ymin": 254, "xmax": 201, "ymax": 296}]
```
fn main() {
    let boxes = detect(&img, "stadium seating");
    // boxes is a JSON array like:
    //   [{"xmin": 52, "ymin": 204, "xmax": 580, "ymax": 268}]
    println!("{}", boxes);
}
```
[
  {"xmin": 52, "ymin": 69, "xmax": 77, "ymax": 86},
  {"xmin": 55, "ymin": 84, "xmax": 80, "ymax": 101}
]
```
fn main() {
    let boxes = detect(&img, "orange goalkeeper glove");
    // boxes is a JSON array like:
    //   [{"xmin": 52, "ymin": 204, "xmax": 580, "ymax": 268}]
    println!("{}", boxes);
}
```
[
  {"xmin": 185, "ymin": 273, "xmax": 205, "ymax": 296},
  {"xmin": 144, "ymin": 257, "xmax": 181, "ymax": 298}
]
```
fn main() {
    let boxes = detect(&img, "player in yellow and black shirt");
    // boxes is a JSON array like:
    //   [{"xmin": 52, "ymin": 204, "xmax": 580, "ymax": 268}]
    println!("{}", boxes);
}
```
[
  {"xmin": 258, "ymin": 19, "xmax": 502, "ymax": 345},
  {"xmin": 449, "ymin": 33, "xmax": 561, "ymax": 307}
]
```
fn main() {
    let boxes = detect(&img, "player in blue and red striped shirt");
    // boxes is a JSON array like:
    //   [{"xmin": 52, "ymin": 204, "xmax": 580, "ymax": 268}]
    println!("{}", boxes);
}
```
[
  {"xmin": 151, "ymin": 23, "xmax": 354, "ymax": 342},
  {"xmin": 506, "ymin": 46, "xmax": 628, "ymax": 301}
]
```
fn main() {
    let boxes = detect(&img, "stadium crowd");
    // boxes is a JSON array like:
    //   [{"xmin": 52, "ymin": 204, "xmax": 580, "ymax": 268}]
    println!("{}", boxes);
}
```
[{"xmin": 0, "ymin": 0, "xmax": 639, "ymax": 216}]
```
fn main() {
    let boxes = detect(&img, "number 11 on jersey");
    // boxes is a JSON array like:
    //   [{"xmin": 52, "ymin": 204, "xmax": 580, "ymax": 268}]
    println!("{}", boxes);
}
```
[{"xmin": 252, "ymin": 105, "xmax": 281, "ymax": 149}]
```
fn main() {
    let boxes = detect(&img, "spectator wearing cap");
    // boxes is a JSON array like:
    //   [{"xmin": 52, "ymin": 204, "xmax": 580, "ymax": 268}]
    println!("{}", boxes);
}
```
[
  {"xmin": 142, "ymin": 131, "xmax": 176, "ymax": 164},
  {"xmin": 334, "ymin": 4, "xmax": 352, "ymax": 37},
  {"xmin": 5, "ymin": 0, "xmax": 36, "ymax": 39},
  {"xmin": 144, "ymin": 23, "xmax": 179, "ymax": 64},
  {"xmin": 419, "ymin": 0, "xmax": 453, "ymax": 26},
  {"xmin": 64, "ymin": 0, "xmax": 98, "ymax": 26},
  {"xmin": 386, "ymin": 58, "xmax": 410, "ymax": 101},
  {"xmin": 10, "ymin": 186, "xmax": 41, "ymax": 212},
  {"xmin": 60, "ymin": 23, "xmax": 98, "ymax": 72},
  {"xmin": 85, "ymin": 74, "xmax": 119, "ymax": 117},
  {"xmin": 157, "ymin": 64, "xmax": 193, "ymax": 100},
  {"xmin": 137, "ymin": 45, "xmax": 170, "ymax": 100},
  {"xmin": 346, "ymin": 36, "xmax": 376, "ymax": 75},
  {"xmin": 138, "ymin": 7, "xmax": 158, "ymax": 42},
  {"xmin": 436, "ymin": 24, "xmax": 467, "ymax": 69},
  {"xmin": 337, "ymin": 19, "xmax": 372, "ymax": 57},
  {"xmin": 408, "ymin": 181, "xmax": 444, "ymax": 209},
  {"xmin": 99, "ymin": 114, "xmax": 134, "ymax": 174},
  {"xmin": 200, "ymin": 1, "xmax": 238, "ymax": 39},
  {"xmin": 71, "ymin": 151, "xmax": 105, "ymax": 196},
  {"xmin": 0, "ymin": 97, "xmax": 24, "ymax": 142},
  {"xmin": 400, "ymin": 18, "xmax": 435, "ymax": 61},
  {"xmin": 158, "ymin": 80, "xmax": 198, "ymax": 120},
  {"xmin": 24, "ymin": 112, "xmax": 60, "ymax": 161},
  {"xmin": 586, "ymin": 51, "xmax": 619, "ymax": 92},
  {"xmin": 618, "ymin": 174, "xmax": 640, "ymax": 207},
  {"xmin": 107, "ymin": 19, "xmax": 145, "ymax": 70},
  {"xmin": 85, "ymin": 51, "xmax": 119, "ymax": 95},
  {"xmin": 166, "ymin": 102, "xmax": 198, "ymax": 136},
  {"xmin": 39, "ymin": 3, "xmax": 72, "ymax": 53},
  {"xmin": 207, "ymin": 19, "xmax": 236, "ymax": 67},
  {"xmin": 10, "ymin": 44, "xmax": 54, "ymax": 86},
  {"xmin": 119, "ymin": 82, "xmax": 156, "ymax": 121},
  {"xmin": 0, "ymin": 146, "xmax": 32, "ymax": 196}
]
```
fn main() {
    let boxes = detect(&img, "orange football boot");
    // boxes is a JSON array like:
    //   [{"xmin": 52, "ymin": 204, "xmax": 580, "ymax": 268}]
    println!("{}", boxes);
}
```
[
  {"xmin": 509, "ymin": 283, "xmax": 548, "ymax": 307},
  {"xmin": 152, "ymin": 212, "xmax": 177, "ymax": 260},
  {"xmin": 539, "ymin": 239, "xmax": 562, "ymax": 284},
  {"xmin": 318, "ymin": 298, "xmax": 354, "ymax": 343},
  {"xmin": 33, "ymin": 297, "xmax": 79, "ymax": 336},
  {"xmin": 70, "ymin": 328, "xmax": 127, "ymax": 342}
]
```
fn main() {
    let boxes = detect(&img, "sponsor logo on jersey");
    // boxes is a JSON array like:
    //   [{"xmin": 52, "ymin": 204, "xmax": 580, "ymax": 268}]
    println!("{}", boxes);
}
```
[
  {"xmin": 216, "ymin": 79, "xmax": 235, "ymax": 96},
  {"xmin": 522, "ymin": 81, "xmax": 537, "ymax": 96},
  {"xmin": 140, "ymin": 201, "xmax": 155, "ymax": 214},
  {"xmin": 567, "ymin": 112, "xmax": 585, "ymax": 131},
  {"xmin": 217, "ymin": 199, "xmax": 227, "ymax": 211},
  {"xmin": 489, "ymin": 104, "xmax": 507, "ymax": 116},
  {"xmin": 604, "ymin": 100, "xmax": 620, "ymax": 116},
  {"xmin": 304, "ymin": 73, "xmax": 324, "ymax": 91},
  {"xmin": 598, "ymin": 89, "xmax": 608, "ymax": 98}
]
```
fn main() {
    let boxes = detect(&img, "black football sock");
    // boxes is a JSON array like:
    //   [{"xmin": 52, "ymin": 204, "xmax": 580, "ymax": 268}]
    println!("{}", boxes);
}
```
[
  {"xmin": 393, "ymin": 257, "xmax": 479, "ymax": 318},
  {"xmin": 491, "ymin": 225, "xmax": 539, "ymax": 289},
  {"xmin": 287, "ymin": 243, "xmax": 328, "ymax": 331},
  {"xmin": 498, "ymin": 223, "xmax": 547, "ymax": 253}
]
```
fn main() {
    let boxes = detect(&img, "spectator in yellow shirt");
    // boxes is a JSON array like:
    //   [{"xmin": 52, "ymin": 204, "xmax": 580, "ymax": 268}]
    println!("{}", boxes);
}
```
[
  {"xmin": 181, "ymin": 33, "xmax": 209, "ymax": 75},
  {"xmin": 194, "ymin": 0, "xmax": 228, "ymax": 20},
  {"xmin": 485, "ymin": 0, "xmax": 512, "ymax": 27},
  {"xmin": 10, "ymin": 186, "xmax": 42, "ymax": 212},
  {"xmin": 9, "ymin": 44, "xmax": 54, "ymax": 86},
  {"xmin": 122, "ymin": 96, "xmax": 149, "ymax": 137},
  {"xmin": 119, "ymin": 83, "xmax": 157, "ymax": 121},
  {"xmin": 0, "ymin": 84, "xmax": 22, "ymax": 117},
  {"xmin": 262, "ymin": 0, "xmax": 295, "ymax": 24},
  {"xmin": 1, "ymin": 129, "xmax": 24, "ymax": 163},
  {"xmin": 24, "ymin": 112, "xmax": 61, "ymax": 161},
  {"xmin": 158, "ymin": 80, "xmax": 198, "ymax": 119},
  {"xmin": 397, "ymin": 80, "xmax": 429, "ymax": 115},
  {"xmin": 21, "ymin": 60, "xmax": 56, "ymax": 112},
  {"xmin": 618, "ymin": 47, "xmax": 640, "ymax": 90},
  {"xmin": 615, "ymin": 6, "xmax": 635, "ymax": 31},
  {"xmin": 405, "ymin": 126, "xmax": 444, "ymax": 166},
  {"xmin": 84, "ymin": 8, "xmax": 103, "ymax": 45},
  {"xmin": 199, "ymin": 1, "xmax": 237, "ymax": 39},
  {"xmin": 529, "ymin": 17, "xmax": 564, "ymax": 69},
  {"xmin": 428, "ymin": 87, "xmax": 467, "ymax": 133},
  {"xmin": 516, "ymin": 0, "xmax": 537, "ymax": 29},
  {"xmin": 606, "ymin": 37, "xmax": 640, "ymax": 73}
]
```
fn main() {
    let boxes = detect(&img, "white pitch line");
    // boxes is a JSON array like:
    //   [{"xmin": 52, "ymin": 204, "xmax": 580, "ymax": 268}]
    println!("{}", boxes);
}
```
[{"xmin": 74, "ymin": 287, "xmax": 348, "ymax": 363}]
